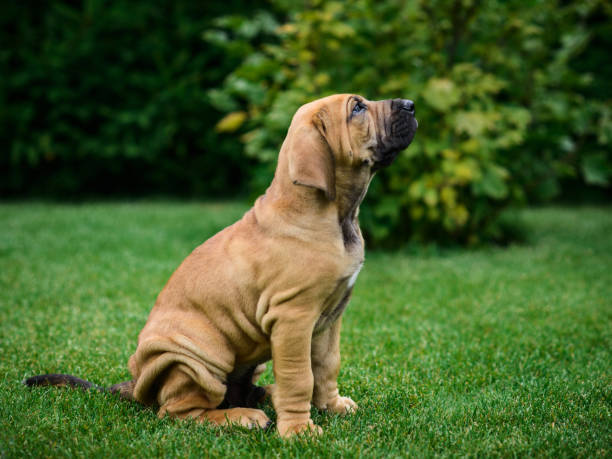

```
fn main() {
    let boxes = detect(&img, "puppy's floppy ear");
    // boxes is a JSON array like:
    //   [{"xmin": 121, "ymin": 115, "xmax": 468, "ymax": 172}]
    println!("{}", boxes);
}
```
[{"xmin": 288, "ymin": 110, "xmax": 336, "ymax": 201}]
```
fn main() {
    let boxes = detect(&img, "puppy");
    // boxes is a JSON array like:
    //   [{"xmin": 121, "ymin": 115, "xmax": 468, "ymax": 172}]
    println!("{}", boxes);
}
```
[{"xmin": 25, "ymin": 94, "xmax": 417, "ymax": 437}]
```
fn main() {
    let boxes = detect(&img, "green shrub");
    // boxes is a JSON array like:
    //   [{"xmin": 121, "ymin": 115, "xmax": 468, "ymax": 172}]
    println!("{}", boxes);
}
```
[
  {"xmin": 2, "ymin": 1, "xmax": 609, "ymax": 245},
  {"xmin": 0, "ymin": 1, "xmax": 262, "ymax": 197},
  {"xmin": 207, "ymin": 0, "xmax": 611, "ymax": 245}
]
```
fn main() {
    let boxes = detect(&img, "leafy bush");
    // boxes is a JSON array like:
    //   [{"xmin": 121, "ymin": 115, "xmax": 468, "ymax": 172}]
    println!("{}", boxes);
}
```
[
  {"xmin": 207, "ymin": 0, "xmax": 611, "ymax": 245},
  {"xmin": 2, "ymin": 1, "xmax": 609, "ymax": 245},
  {"xmin": 0, "ymin": 1, "xmax": 264, "ymax": 197}
]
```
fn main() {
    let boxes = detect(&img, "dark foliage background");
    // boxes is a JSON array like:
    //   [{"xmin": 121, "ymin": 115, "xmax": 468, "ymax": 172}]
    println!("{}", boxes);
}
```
[
  {"xmin": 2, "ymin": 0, "xmax": 610, "ymax": 244},
  {"xmin": 1, "ymin": 1, "xmax": 272, "ymax": 197}
]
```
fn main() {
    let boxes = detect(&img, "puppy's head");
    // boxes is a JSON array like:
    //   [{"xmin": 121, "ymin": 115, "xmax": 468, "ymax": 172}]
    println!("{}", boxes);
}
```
[{"xmin": 285, "ymin": 94, "xmax": 417, "ymax": 201}]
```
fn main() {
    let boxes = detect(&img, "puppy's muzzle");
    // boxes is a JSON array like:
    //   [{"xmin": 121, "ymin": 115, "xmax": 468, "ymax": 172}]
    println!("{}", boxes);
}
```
[{"xmin": 374, "ymin": 98, "xmax": 418, "ymax": 168}]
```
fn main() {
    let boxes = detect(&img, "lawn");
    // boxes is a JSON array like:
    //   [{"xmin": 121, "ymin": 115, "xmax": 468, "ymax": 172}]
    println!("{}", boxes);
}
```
[{"xmin": 0, "ymin": 202, "xmax": 610, "ymax": 457}]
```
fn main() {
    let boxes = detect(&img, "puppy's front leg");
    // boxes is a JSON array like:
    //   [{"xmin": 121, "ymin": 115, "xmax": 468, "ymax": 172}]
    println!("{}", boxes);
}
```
[
  {"xmin": 311, "ymin": 318, "xmax": 358, "ymax": 414},
  {"xmin": 270, "ymin": 312, "xmax": 322, "ymax": 437}
]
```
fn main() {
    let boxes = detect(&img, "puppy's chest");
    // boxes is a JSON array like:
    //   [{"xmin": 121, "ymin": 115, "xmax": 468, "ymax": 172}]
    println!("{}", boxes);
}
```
[{"xmin": 313, "ymin": 261, "xmax": 363, "ymax": 334}]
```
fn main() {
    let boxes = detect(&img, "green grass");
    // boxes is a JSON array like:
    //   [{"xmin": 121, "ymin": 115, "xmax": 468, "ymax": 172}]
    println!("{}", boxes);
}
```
[{"xmin": 1, "ymin": 202, "xmax": 610, "ymax": 458}]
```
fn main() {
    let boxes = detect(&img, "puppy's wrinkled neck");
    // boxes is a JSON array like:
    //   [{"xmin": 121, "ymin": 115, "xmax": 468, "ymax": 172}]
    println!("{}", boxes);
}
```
[
  {"xmin": 253, "ymin": 166, "xmax": 335, "ymax": 235},
  {"xmin": 254, "ymin": 167, "xmax": 369, "ymax": 252},
  {"xmin": 335, "ymin": 173, "xmax": 372, "ymax": 249}
]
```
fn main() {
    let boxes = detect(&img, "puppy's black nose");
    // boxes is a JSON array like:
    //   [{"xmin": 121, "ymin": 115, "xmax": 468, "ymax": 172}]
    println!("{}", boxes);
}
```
[{"xmin": 399, "ymin": 99, "xmax": 415, "ymax": 115}]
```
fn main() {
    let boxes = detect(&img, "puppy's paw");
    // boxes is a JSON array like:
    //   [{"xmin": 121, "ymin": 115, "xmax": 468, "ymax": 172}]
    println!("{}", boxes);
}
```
[
  {"xmin": 277, "ymin": 418, "xmax": 322, "ymax": 438},
  {"xmin": 202, "ymin": 408, "xmax": 271, "ymax": 429},
  {"xmin": 322, "ymin": 395, "xmax": 358, "ymax": 415}
]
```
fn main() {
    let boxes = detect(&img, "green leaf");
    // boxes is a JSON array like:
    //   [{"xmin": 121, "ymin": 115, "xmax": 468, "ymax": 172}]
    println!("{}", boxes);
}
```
[
  {"xmin": 215, "ymin": 111, "xmax": 247, "ymax": 133},
  {"xmin": 582, "ymin": 153, "xmax": 611, "ymax": 186},
  {"xmin": 474, "ymin": 166, "xmax": 509, "ymax": 199},
  {"xmin": 423, "ymin": 78, "xmax": 461, "ymax": 112}
]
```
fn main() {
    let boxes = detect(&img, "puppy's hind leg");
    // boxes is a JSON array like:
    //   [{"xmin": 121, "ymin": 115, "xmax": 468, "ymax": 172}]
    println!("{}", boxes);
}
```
[
  {"xmin": 157, "ymin": 365, "xmax": 271, "ymax": 429},
  {"xmin": 220, "ymin": 364, "xmax": 268, "ymax": 409}
]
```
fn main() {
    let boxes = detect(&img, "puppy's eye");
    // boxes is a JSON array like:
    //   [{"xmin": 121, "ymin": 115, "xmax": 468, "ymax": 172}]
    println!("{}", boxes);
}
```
[{"xmin": 352, "ymin": 101, "xmax": 366, "ymax": 116}]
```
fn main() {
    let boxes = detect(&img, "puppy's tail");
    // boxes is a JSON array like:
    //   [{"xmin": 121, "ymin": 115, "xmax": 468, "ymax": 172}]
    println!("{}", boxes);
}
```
[{"xmin": 23, "ymin": 374, "xmax": 135, "ymax": 401}]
